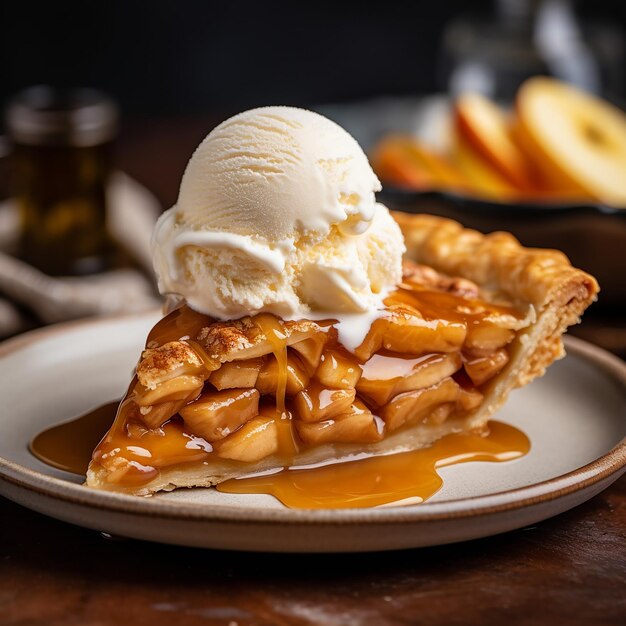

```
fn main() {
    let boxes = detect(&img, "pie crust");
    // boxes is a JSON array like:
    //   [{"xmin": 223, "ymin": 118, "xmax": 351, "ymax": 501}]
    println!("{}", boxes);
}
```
[{"xmin": 394, "ymin": 212, "xmax": 599, "ymax": 388}]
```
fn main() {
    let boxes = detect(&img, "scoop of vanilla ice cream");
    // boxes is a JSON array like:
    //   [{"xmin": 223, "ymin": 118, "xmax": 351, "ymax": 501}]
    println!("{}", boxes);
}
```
[
  {"xmin": 152, "ymin": 106, "xmax": 405, "ymax": 322},
  {"xmin": 176, "ymin": 106, "xmax": 380, "ymax": 239},
  {"xmin": 298, "ymin": 204, "xmax": 404, "ymax": 313}
]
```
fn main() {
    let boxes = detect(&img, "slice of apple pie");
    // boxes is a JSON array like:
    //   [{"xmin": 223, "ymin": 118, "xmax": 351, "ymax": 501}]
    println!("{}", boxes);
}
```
[{"xmin": 87, "ymin": 213, "xmax": 598, "ymax": 495}]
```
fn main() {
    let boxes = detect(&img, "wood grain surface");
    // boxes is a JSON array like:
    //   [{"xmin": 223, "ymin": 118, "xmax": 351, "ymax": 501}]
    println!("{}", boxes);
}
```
[
  {"xmin": 1, "ymin": 117, "xmax": 625, "ymax": 625},
  {"xmin": 1, "ymin": 478, "xmax": 625, "ymax": 626}
]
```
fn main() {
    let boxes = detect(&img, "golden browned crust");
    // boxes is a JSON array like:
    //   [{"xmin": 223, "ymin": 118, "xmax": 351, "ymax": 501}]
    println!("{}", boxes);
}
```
[
  {"xmin": 198, "ymin": 317, "xmax": 261, "ymax": 357},
  {"xmin": 394, "ymin": 212, "xmax": 599, "ymax": 310},
  {"xmin": 393, "ymin": 211, "xmax": 599, "ymax": 413},
  {"xmin": 133, "ymin": 317, "xmax": 330, "ymax": 393},
  {"xmin": 197, "ymin": 317, "xmax": 328, "ymax": 361},
  {"xmin": 402, "ymin": 259, "xmax": 481, "ymax": 299}
]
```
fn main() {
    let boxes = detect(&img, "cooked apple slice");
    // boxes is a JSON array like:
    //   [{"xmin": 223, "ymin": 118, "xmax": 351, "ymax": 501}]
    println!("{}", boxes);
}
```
[
  {"xmin": 215, "ymin": 414, "xmax": 278, "ymax": 463},
  {"xmin": 314, "ymin": 348, "xmax": 362, "ymax": 389},
  {"xmin": 515, "ymin": 77, "xmax": 626, "ymax": 205},
  {"xmin": 457, "ymin": 387, "xmax": 484, "ymax": 412},
  {"xmin": 132, "ymin": 375, "xmax": 204, "ymax": 429},
  {"xmin": 209, "ymin": 358, "xmax": 263, "ymax": 390},
  {"xmin": 464, "ymin": 349, "xmax": 509, "ymax": 386},
  {"xmin": 380, "ymin": 378, "xmax": 460, "ymax": 431},
  {"xmin": 136, "ymin": 399, "xmax": 192, "ymax": 430},
  {"xmin": 357, "ymin": 352, "xmax": 462, "ymax": 406},
  {"xmin": 295, "ymin": 400, "xmax": 384, "ymax": 445},
  {"xmin": 292, "ymin": 380, "xmax": 356, "ymax": 423},
  {"xmin": 136, "ymin": 375, "xmax": 205, "ymax": 407},
  {"xmin": 354, "ymin": 308, "xmax": 467, "ymax": 361},
  {"xmin": 426, "ymin": 403, "xmax": 454, "ymax": 426},
  {"xmin": 180, "ymin": 388, "xmax": 260, "ymax": 442},
  {"xmin": 136, "ymin": 340, "xmax": 209, "ymax": 390},
  {"xmin": 464, "ymin": 324, "xmax": 515, "ymax": 355},
  {"xmin": 290, "ymin": 334, "xmax": 328, "ymax": 374},
  {"xmin": 256, "ymin": 353, "xmax": 310, "ymax": 396},
  {"xmin": 454, "ymin": 92, "xmax": 536, "ymax": 191}
]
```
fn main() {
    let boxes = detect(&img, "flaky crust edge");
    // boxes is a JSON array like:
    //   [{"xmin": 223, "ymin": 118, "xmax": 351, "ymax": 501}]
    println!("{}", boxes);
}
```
[{"xmin": 393, "ymin": 211, "xmax": 599, "ymax": 429}]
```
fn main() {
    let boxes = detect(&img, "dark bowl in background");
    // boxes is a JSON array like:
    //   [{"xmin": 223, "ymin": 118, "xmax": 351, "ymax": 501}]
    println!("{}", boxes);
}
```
[{"xmin": 381, "ymin": 189, "xmax": 626, "ymax": 310}]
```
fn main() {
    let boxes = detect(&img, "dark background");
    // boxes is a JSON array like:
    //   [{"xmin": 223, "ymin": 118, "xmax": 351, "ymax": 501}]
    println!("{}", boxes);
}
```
[
  {"xmin": 1, "ymin": 6, "xmax": 626, "ymax": 624},
  {"xmin": 2, "ymin": 0, "xmax": 625, "ymax": 117}
]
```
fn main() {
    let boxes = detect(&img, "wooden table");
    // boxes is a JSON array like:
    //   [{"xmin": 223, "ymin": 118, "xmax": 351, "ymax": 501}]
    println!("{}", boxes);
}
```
[
  {"xmin": 1, "ymin": 479, "xmax": 624, "ymax": 625},
  {"xmin": 1, "ymin": 117, "xmax": 625, "ymax": 625}
]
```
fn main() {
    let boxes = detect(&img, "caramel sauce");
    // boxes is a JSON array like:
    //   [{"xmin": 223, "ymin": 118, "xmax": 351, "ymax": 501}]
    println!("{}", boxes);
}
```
[
  {"xmin": 253, "ymin": 313, "xmax": 296, "ymax": 458},
  {"xmin": 30, "ymin": 280, "xmax": 530, "ymax": 503},
  {"xmin": 254, "ymin": 313, "xmax": 289, "ymax": 415},
  {"xmin": 31, "ymin": 403, "xmax": 530, "ymax": 509},
  {"xmin": 361, "ymin": 351, "xmax": 445, "ymax": 381},
  {"xmin": 217, "ymin": 421, "xmax": 530, "ymax": 508},
  {"xmin": 30, "ymin": 402, "xmax": 212, "ymax": 479},
  {"xmin": 387, "ymin": 282, "xmax": 526, "ymax": 325},
  {"xmin": 30, "ymin": 402, "xmax": 119, "ymax": 475},
  {"xmin": 145, "ymin": 304, "xmax": 212, "ymax": 348}
]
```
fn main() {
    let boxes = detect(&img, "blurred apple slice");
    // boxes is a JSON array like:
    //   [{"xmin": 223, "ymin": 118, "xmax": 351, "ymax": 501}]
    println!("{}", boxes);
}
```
[
  {"xmin": 454, "ymin": 92, "xmax": 537, "ymax": 191},
  {"xmin": 450, "ymin": 132, "xmax": 521, "ymax": 200},
  {"xmin": 371, "ymin": 135, "xmax": 469, "ymax": 192},
  {"xmin": 515, "ymin": 77, "xmax": 626, "ymax": 206}
]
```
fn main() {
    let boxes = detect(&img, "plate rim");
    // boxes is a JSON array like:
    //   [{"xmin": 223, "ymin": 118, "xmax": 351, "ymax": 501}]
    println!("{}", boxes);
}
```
[{"xmin": 1, "ymin": 313, "xmax": 625, "ymax": 526}]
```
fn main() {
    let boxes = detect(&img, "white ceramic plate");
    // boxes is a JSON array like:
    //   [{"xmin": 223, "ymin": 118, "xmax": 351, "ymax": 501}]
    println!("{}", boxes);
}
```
[{"xmin": 1, "ymin": 312, "xmax": 625, "ymax": 552}]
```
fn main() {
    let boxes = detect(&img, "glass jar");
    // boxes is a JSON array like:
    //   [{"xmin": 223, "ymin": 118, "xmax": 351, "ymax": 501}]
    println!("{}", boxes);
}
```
[{"xmin": 5, "ymin": 86, "xmax": 119, "ymax": 275}]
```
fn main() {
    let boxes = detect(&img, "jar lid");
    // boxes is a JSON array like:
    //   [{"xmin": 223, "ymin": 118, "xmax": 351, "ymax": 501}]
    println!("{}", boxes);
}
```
[{"xmin": 5, "ymin": 86, "xmax": 118, "ymax": 146}]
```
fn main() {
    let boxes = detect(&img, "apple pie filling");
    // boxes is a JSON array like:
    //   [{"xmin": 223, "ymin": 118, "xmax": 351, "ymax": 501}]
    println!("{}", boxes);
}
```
[{"xmin": 91, "ymin": 261, "xmax": 531, "ymax": 489}]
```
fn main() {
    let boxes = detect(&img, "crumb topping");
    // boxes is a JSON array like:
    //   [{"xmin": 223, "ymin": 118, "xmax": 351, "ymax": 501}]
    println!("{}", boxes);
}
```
[{"xmin": 137, "ymin": 341, "xmax": 202, "ymax": 389}]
